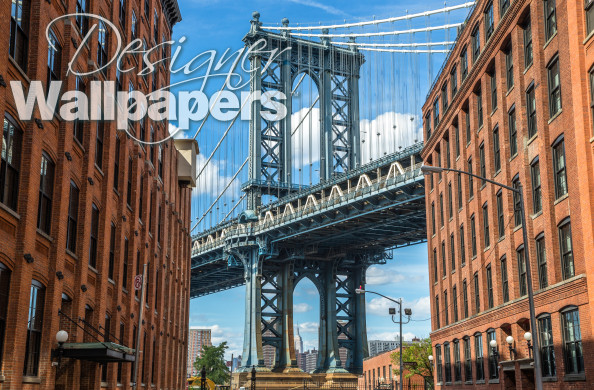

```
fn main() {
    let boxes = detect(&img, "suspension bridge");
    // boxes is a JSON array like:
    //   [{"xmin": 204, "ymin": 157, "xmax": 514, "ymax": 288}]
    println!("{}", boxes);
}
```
[{"xmin": 187, "ymin": 2, "xmax": 475, "ymax": 385}]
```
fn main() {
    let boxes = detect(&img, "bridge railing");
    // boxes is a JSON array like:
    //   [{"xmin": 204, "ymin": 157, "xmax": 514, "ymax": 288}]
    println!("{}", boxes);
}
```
[{"xmin": 191, "ymin": 161, "xmax": 424, "ymax": 256}]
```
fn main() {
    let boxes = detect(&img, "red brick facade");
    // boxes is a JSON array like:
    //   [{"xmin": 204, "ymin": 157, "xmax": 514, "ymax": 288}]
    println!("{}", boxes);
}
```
[
  {"xmin": 422, "ymin": 0, "xmax": 594, "ymax": 388},
  {"xmin": 0, "ymin": 0, "xmax": 193, "ymax": 389},
  {"xmin": 357, "ymin": 347, "xmax": 427, "ymax": 390}
]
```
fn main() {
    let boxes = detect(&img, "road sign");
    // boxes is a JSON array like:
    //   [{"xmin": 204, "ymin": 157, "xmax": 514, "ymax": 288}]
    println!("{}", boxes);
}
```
[{"xmin": 134, "ymin": 275, "xmax": 143, "ymax": 290}]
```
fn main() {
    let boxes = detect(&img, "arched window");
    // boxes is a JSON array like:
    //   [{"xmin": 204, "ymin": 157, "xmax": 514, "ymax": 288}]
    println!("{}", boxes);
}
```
[
  {"xmin": 37, "ymin": 152, "xmax": 55, "ymax": 234},
  {"xmin": 1, "ymin": 114, "xmax": 22, "ymax": 211},
  {"xmin": 558, "ymin": 217, "xmax": 574, "ymax": 280},
  {"xmin": 24, "ymin": 280, "xmax": 45, "ymax": 376},
  {"xmin": 537, "ymin": 313, "xmax": 556, "ymax": 377}
]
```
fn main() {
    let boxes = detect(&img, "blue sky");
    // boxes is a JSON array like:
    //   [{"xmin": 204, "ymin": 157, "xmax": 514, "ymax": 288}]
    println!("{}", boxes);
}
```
[{"xmin": 173, "ymin": 0, "xmax": 474, "ymax": 359}]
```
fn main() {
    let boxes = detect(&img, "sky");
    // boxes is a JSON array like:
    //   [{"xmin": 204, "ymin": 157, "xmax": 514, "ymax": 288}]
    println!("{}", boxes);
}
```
[{"xmin": 170, "ymin": 0, "xmax": 475, "ymax": 360}]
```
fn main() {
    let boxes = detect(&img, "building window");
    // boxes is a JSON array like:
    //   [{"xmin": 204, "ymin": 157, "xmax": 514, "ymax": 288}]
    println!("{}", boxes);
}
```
[
  {"xmin": 559, "ymin": 218, "xmax": 574, "ymax": 280},
  {"xmin": 461, "ymin": 47, "xmax": 469, "ymax": 80},
  {"xmin": 457, "ymin": 173, "xmax": 463, "ymax": 209},
  {"xmin": 486, "ymin": 265, "xmax": 493, "ymax": 309},
  {"xmin": 487, "ymin": 330, "xmax": 498, "ymax": 379},
  {"xmin": 23, "ymin": 280, "xmax": 45, "ymax": 376},
  {"xmin": 454, "ymin": 124, "xmax": 460, "ymax": 158},
  {"xmin": 442, "ymin": 83, "xmax": 448, "ymax": 112},
  {"xmin": 47, "ymin": 30, "xmax": 61, "ymax": 87},
  {"xmin": 493, "ymin": 126, "xmax": 500, "ymax": 173},
  {"xmin": 463, "ymin": 337, "xmax": 472, "ymax": 382},
  {"xmin": 435, "ymin": 296, "xmax": 441, "ymax": 329},
  {"xmin": 526, "ymin": 84, "xmax": 537, "ymax": 138},
  {"xmin": 477, "ymin": 89, "xmax": 483, "ymax": 128},
  {"xmin": 453, "ymin": 285, "xmax": 458, "ymax": 323},
  {"xmin": 474, "ymin": 333, "xmax": 485, "ymax": 381},
  {"xmin": 538, "ymin": 314, "xmax": 556, "ymax": 377},
  {"xmin": 482, "ymin": 203, "xmax": 490, "ymax": 248},
  {"xmin": 448, "ymin": 183, "xmax": 453, "ymax": 219},
  {"xmin": 587, "ymin": 0, "xmax": 594, "ymax": 36},
  {"xmin": 96, "ymin": 122, "xmax": 104, "ymax": 169},
  {"xmin": 97, "ymin": 21, "xmax": 109, "ymax": 69},
  {"xmin": 450, "ymin": 234, "xmax": 456, "ymax": 271},
  {"xmin": 535, "ymin": 234, "xmax": 547, "ymax": 288},
  {"xmin": 544, "ymin": 0, "xmax": 557, "ymax": 41},
  {"xmin": 75, "ymin": 0, "xmax": 89, "ymax": 35},
  {"xmin": 127, "ymin": 158, "xmax": 133, "ymax": 207},
  {"xmin": 433, "ymin": 248, "xmax": 438, "ymax": 282},
  {"xmin": 590, "ymin": 68, "xmax": 594, "ymax": 137},
  {"xmin": 530, "ymin": 158, "xmax": 542, "ymax": 213},
  {"xmin": 37, "ymin": 152, "xmax": 55, "ymax": 235},
  {"xmin": 562, "ymin": 308, "xmax": 583, "ymax": 374},
  {"xmin": 89, "ymin": 204, "xmax": 99, "ymax": 268},
  {"xmin": 508, "ymin": 106, "xmax": 517, "ymax": 157},
  {"xmin": 425, "ymin": 112, "xmax": 431, "ymax": 139},
  {"xmin": 66, "ymin": 181, "xmax": 79, "ymax": 252},
  {"xmin": 552, "ymin": 136, "xmax": 567, "ymax": 199},
  {"xmin": 500, "ymin": 0, "xmax": 510, "ymax": 15},
  {"xmin": 505, "ymin": 44, "xmax": 514, "ymax": 90},
  {"xmin": 444, "ymin": 342, "xmax": 452, "ymax": 383},
  {"xmin": 470, "ymin": 214, "xmax": 477, "ymax": 257},
  {"xmin": 122, "ymin": 237, "xmax": 129, "ymax": 290},
  {"xmin": 501, "ymin": 256, "xmax": 509, "ymax": 303},
  {"xmin": 434, "ymin": 98, "xmax": 440, "ymax": 128},
  {"xmin": 442, "ymin": 241, "xmax": 446, "ymax": 277},
  {"xmin": 471, "ymin": 25, "xmax": 481, "ymax": 63},
  {"xmin": 10, "ymin": 0, "xmax": 31, "ymax": 71},
  {"xmin": 479, "ymin": 143, "xmax": 486, "ymax": 187},
  {"xmin": 468, "ymin": 158, "xmax": 474, "ymax": 199},
  {"xmin": 474, "ymin": 272, "xmax": 480, "ymax": 314},
  {"xmin": 73, "ymin": 77, "xmax": 85, "ymax": 144},
  {"xmin": 109, "ymin": 223, "xmax": 116, "ymax": 280},
  {"xmin": 496, "ymin": 191, "xmax": 504, "ymax": 238},
  {"xmin": 114, "ymin": 137, "xmax": 120, "ymax": 191},
  {"xmin": 436, "ymin": 345, "xmax": 443, "ymax": 383},
  {"xmin": 548, "ymin": 56, "xmax": 562, "ymax": 117},
  {"xmin": 460, "ymin": 225, "xmax": 466, "ymax": 267},
  {"xmin": 517, "ymin": 246, "xmax": 527, "ymax": 296},
  {"xmin": 462, "ymin": 280, "xmax": 468, "ymax": 318},
  {"xmin": 131, "ymin": 11, "xmax": 138, "ymax": 40},
  {"xmin": 454, "ymin": 339, "xmax": 461, "ymax": 382},
  {"xmin": 444, "ymin": 290, "xmax": 449, "ymax": 325},
  {"xmin": 512, "ymin": 176, "xmax": 521, "ymax": 227},
  {"xmin": 451, "ymin": 65, "xmax": 458, "ymax": 96},
  {"xmin": 158, "ymin": 145, "xmax": 163, "ymax": 179},
  {"xmin": 431, "ymin": 202, "xmax": 436, "ymax": 235},
  {"xmin": 445, "ymin": 137, "xmax": 451, "ymax": 169},
  {"xmin": 1, "ymin": 115, "xmax": 22, "ymax": 211},
  {"xmin": 0, "ymin": 263, "xmax": 11, "ymax": 371},
  {"xmin": 490, "ymin": 70, "xmax": 497, "ymax": 111},
  {"xmin": 484, "ymin": 2, "xmax": 494, "ymax": 41},
  {"xmin": 439, "ymin": 193, "xmax": 444, "ymax": 227},
  {"xmin": 523, "ymin": 17, "xmax": 533, "ymax": 69}
]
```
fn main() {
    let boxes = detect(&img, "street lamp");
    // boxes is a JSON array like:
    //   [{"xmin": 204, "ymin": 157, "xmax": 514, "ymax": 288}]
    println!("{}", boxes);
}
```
[
  {"xmin": 489, "ymin": 339, "xmax": 499, "ymax": 376},
  {"xmin": 355, "ymin": 288, "xmax": 411, "ymax": 390},
  {"xmin": 524, "ymin": 332, "xmax": 533, "ymax": 358},
  {"xmin": 420, "ymin": 165, "xmax": 543, "ymax": 390},
  {"xmin": 506, "ymin": 336, "xmax": 516, "ymax": 360}
]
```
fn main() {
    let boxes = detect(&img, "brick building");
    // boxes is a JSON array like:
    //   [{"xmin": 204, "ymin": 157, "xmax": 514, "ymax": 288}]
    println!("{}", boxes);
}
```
[
  {"xmin": 358, "ymin": 347, "xmax": 427, "ymax": 390},
  {"xmin": 187, "ymin": 328, "xmax": 212, "ymax": 377},
  {"xmin": 422, "ymin": 0, "xmax": 594, "ymax": 388},
  {"xmin": 0, "ymin": 0, "xmax": 198, "ymax": 389}
]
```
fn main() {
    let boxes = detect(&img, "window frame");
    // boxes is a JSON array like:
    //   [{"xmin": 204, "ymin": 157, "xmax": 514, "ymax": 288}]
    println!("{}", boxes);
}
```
[
  {"xmin": 0, "ymin": 114, "xmax": 22, "ymax": 211},
  {"xmin": 544, "ymin": 0, "xmax": 557, "ymax": 42},
  {"xmin": 558, "ymin": 218, "xmax": 574, "ymax": 280},
  {"xmin": 536, "ymin": 233, "xmax": 548, "ymax": 289},
  {"xmin": 23, "ymin": 280, "xmax": 45, "ymax": 376},
  {"xmin": 552, "ymin": 135, "xmax": 568, "ymax": 199},
  {"xmin": 561, "ymin": 307, "xmax": 584, "ymax": 375},
  {"xmin": 37, "ymin": 152, "xmax": 55, "ymax": 235},
  {"xmin": 66, "ymin": 181, "xmax": 79, "ymax": 252},
  {"xmin": 501, "ymin": 256, "xmax": 509, "ymax": 303},
  {"xmin": 531, "ymin": 157, "xmax": 542, "ymax": 214},
  {"xmin": 526, "ymin": 83, "xmax": 537, "ymax": 138},
  {"xmin": 547, "ymin": 55, "xmax": 562, "ymax": 117}
]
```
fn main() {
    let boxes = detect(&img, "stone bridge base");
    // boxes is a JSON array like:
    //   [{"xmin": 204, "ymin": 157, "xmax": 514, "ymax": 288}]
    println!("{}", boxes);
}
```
[{"xmin": 231, "ymin": 371, "xmax": 358, "ymax": 390}]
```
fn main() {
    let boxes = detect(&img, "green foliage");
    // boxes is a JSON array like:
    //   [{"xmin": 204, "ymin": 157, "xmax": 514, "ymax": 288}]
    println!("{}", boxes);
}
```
[
  {"xmin": 390, "ymin": 338, "xmax": 433, "ymax": 388},
  {"xmin": 194, "ymin": 341, "xmax": 230, "ymax": 385}
]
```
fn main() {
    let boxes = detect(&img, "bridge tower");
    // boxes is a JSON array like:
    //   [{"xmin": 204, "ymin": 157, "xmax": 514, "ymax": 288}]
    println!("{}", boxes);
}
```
[{"xmin": 235, "ymin": 12, "xmax": 368, "ymax": 377}]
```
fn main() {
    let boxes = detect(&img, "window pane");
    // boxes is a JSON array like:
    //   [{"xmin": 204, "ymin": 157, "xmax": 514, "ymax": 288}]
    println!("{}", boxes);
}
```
[
  {"xmin": 539, "ymin": 315, "xmax": 556, "ymax": 377},
  {"xmin": 24, "ymin": 281, "xmax": 45, "ymax": 376},
  {"xmin": 563, "ymin": 309, "xmax": 583, "ymax": 374},
  {"xmin": 1, "ymin": 116, "xmax": 22, "ymax": 211}
]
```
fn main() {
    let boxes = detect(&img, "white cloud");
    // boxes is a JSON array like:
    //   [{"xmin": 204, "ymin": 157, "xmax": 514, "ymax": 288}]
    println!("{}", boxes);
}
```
[
  {"xmin": 193, "ymin": 153, "xmax": 241, "ymax": 198},
  {"xmin": 189, "ymin": 324, "xmax": 244, "ymax": 359},
  {"xmin": 294, "ymin": 303, "xmax": 313, "ymax": 313},
  {"xmin": 286, "ymin": 0, "xmax": 349, "ymax": 16},
  {"xmin": 360, "ymin": 112, "xmax": 421, "ymax": 163},
  {"xmin": 367, "ymin": 295, "xmax": 431, "ymax": 319},
  {"xmin": 298, "ymin": 322, "xmax": 319, "ymax": 334},
  {"xmin": 367, "ymin": 331, "xmax": 417, "ymax": 342},
  {"xmin": 366, "ymin": 266, "xmax": 423, "ymax": 286}
]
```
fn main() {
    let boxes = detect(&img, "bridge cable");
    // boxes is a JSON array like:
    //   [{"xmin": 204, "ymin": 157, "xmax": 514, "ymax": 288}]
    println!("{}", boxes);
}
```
[
  {"xmin": 272, "ymin": 23, "xmax": 463, "ymax": 38},
  {"xmin": 222, "ymin": 193, "xmax": 247, "ymax": 222},
  {"xmin": 261, "ymin": 2, "xmax": 475, "ymax": 30},
  {"xmin": 331, "ymin": 41, "xmax": 455, "ymax": 47}
]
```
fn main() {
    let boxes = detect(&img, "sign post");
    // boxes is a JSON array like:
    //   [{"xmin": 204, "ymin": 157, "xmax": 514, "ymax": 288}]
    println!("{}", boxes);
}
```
[{"xmin": 131, "ymin": 264, "xmax": 147, "ymax": 388}]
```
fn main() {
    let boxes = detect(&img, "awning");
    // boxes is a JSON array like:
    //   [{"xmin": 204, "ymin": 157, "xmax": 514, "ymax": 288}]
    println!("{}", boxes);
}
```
[{"xmin": 59, "ymin": 342, "xmax": 136, "ymax": 363}]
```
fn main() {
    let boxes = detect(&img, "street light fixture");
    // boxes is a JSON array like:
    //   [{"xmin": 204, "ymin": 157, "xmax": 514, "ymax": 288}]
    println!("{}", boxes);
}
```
[
  {"xmin": 524, "ymin": 332, "xmax": 533, "ymax": 358},
  {"xmin": 355, "ymin": 288, "xmax": 411, "ymax": 390},
  {"xmin": 489, "ymin": 339, "xmax": 499, "ymax": 375},
  {"xmin": 506, "ymin": 336, "xmax": 516, "ymax": 360},
  {"xmin": 420, "ymin": 165, "xmax": 543, "ymax": 390}
]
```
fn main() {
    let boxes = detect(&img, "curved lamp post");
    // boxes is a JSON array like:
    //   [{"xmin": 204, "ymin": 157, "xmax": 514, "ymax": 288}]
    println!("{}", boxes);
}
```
[
  {"xmin": 506, "ymin": 336, "xmax": 516, "ymax": 360},
  {"xmin": 355, "ymin": 288, "xmax": 411, "ymax": 390},
  {"xmin": 420, "ymin": 165, "xmax": 543, "ymax": 390}
]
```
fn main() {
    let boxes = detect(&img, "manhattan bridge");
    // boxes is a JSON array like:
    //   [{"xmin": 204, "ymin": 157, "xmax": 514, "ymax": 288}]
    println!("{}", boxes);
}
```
[{"xmin": 188, "ymin": 2, "xmax": 475, "ymax": 382}]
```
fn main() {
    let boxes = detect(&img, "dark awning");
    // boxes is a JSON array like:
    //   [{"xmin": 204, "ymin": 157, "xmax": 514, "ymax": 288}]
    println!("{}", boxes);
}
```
[{"xmin": 60, "ymin": 342, "xmax": 135, "ymax": 363}]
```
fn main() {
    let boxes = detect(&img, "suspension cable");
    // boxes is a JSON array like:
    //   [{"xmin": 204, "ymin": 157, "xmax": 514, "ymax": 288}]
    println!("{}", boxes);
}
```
[
  {"xmin": 279, "ymin": 23, "xmax": 463, "ymax": 38},
  {"xmin": 331, "ymin": 41, "xmax": 455, "ymax": 47}
]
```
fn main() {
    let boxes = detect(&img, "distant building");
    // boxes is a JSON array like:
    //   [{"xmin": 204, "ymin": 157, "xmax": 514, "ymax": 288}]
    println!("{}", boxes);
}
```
[
  {"xmin": 338, "ymin": 320, "xmax": 348, "ymax": 365},
  {"xmin": 262, "ymin": 329, "xmax": 276, "ymax": 368},
  {"xmin": 368, "ymin": 340, "xmax": 400, "ymax": 357},
  {"xmin": 295, "ymin": 326, "xmax": 304, "ymax": 354},
  {"xmin": 297, "ymin": 352, "xmax": 307, "ymax": 371},
  {"xmin": 187, "ymin": 328, "xmax": 212, "ymax": 376},
  {"xmin": 358, "ymin": 347, "xmax": 427, "ymax": 390},
  {"xmin": 305, "ymin": 349, "xmax": 319, "ymax": 373}
]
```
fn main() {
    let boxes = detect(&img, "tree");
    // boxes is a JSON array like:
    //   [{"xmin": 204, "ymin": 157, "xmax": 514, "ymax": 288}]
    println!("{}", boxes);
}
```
[
  {"xmin": 194, "ymin": 342, "xmax": 230, "ymax": 385},
  {"xmin": 390, "ymin": 338, "xmax": 434, "ymax": 389}
]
